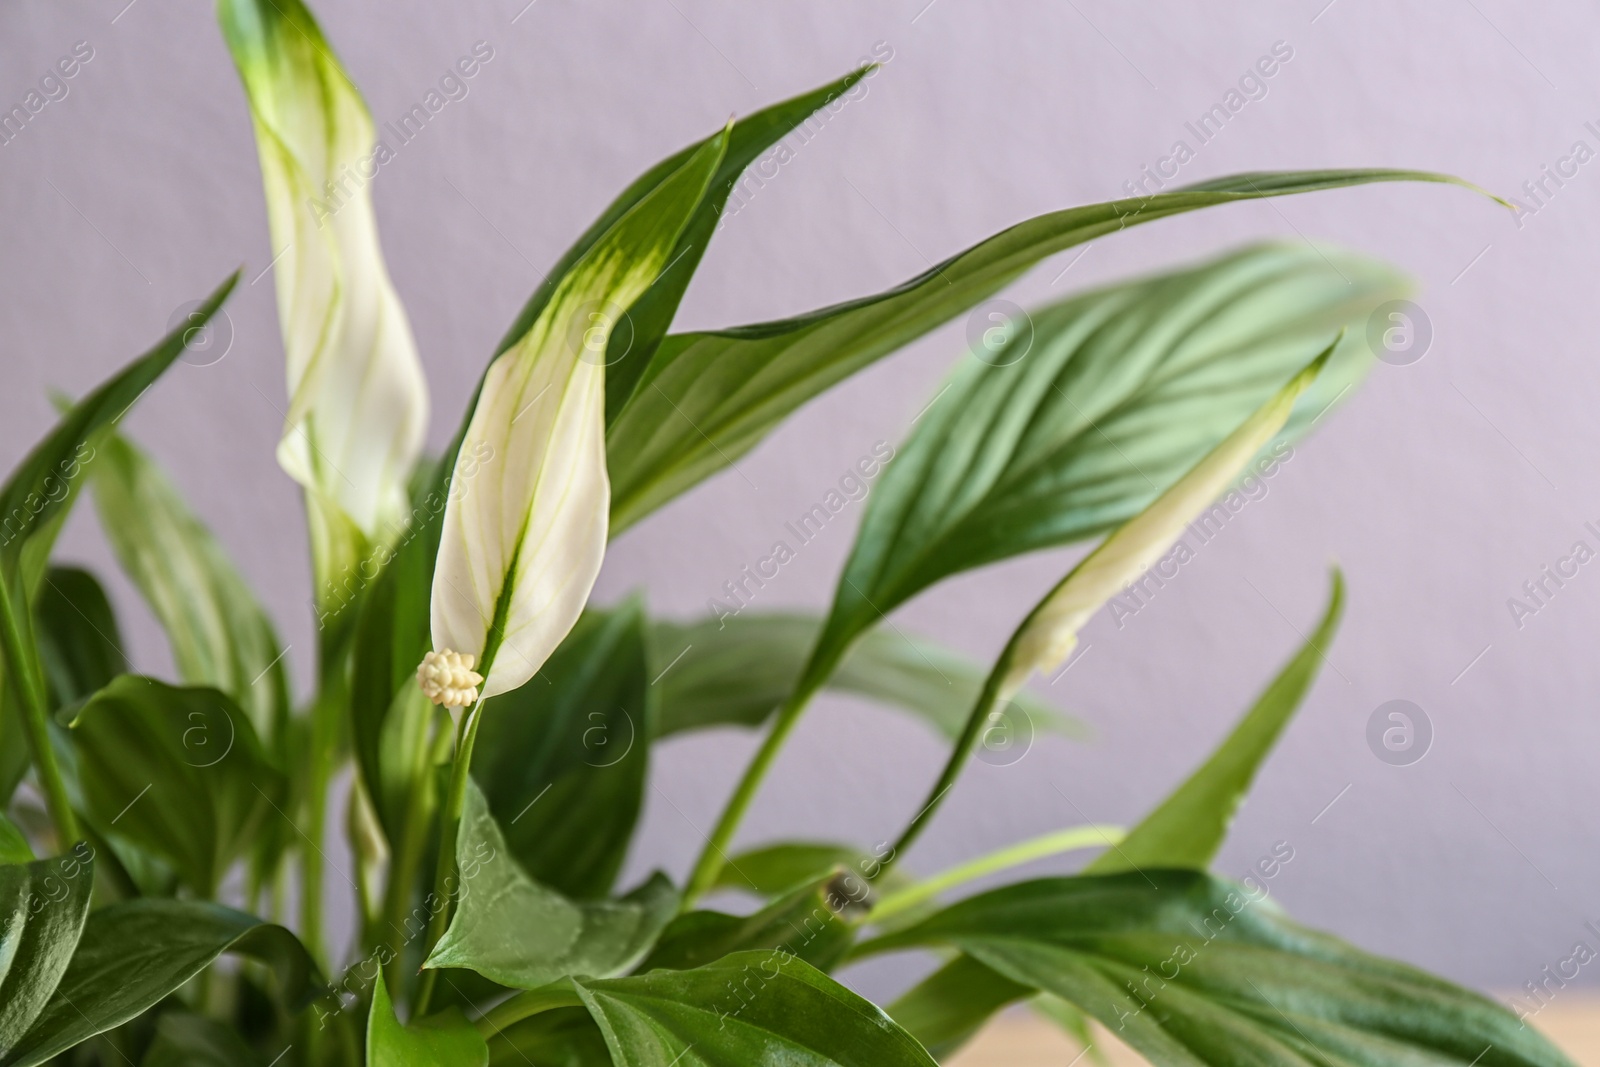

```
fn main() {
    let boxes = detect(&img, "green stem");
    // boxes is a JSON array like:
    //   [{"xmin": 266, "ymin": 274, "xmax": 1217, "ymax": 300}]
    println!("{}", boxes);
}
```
[
  {"xmin": 300, "ymin": 690, "xmax": 338, "ymax": 973},
  {"xmin": 869, "ymin": 824, "xmax": 1124, "ymax": 925},
  {"xmin": 475, "ymin": 983, "xmax": 584, "ymax": 1036},
  {"xmin": 413, "ymin": 692, "xmax": 488, "ymax": 1016},
  {"xmin": 0, "ymin": 575, "xmax": 77, "ymax": 843},
  {"xmin": 682, "ymin": 666, "xmax": 831, "ymax": 908},
  {"xmin": 381, "ymin": 711, "xmax": 454, "ymax": 998}
]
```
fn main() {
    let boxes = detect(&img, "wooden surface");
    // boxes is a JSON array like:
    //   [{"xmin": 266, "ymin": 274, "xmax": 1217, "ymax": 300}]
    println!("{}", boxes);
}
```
[{"xmin": 947, "ymin": 999, "xmax": 1600, "ymax": 1065}]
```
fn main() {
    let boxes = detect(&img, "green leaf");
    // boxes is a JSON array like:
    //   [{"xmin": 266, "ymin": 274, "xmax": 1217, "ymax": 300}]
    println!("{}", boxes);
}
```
[
  {"xmin": 0, "ymin": 275, "xmax": 237, "ymax": 572},
  {"xmin": 473, "ymin": 603, "xmax": 652, "ymax": 899},
  {"xmin": 485, "ymin": 1007, "xmax": 612, "ymax": 1067},
  {"xmin": 2, "ymin": 899, "xmax": 316, "ymax": 1067},
  {"xmin": 651, "ymin": 612, "xmax": 1082, "ymax": 740},
  {"xmin": 1088, "ymin": 570, "xmax": 1344, "ymax": 874},
  {"xmin": 637, "ymin": 877, "xmax": 861, "ymax": 974},
  {"xmin": 606, "ymin": 175, "xmax": 1491, "ymax": 529},
  {"xmin": 572, "ymin": 950, "xmax": 938, "ymax": 1066},
  {"xmin": 486, "ymin": 67, "xmax": 876, "ymax": 423},
  {"xmin": 711, "ymin": 840, "xmax": 907, "ymax": 898},
  {"xmin": 809, "ymin": 242, "xmax": 1401, "ymax": 679},
  {"xmin": 864, "ymin": 872, "xmax": 1572, "ymax": 1067},
  {"xmin": 88, "ymin": 433, "xmax": 290, "ymax": 745},
  {"xmin": 367, "ymin": 971, "xmax": 487, "ymax": 1067},
  {"xmin": 0, "ymin": 847, "xmax": 94, "ymax": 1053},
  {"xmin": 424, "ymin": 781, "xmax": 676, "ymax": 989},
  {"xmin": 141, "ymin": 1013, "xmax": 265, "ymax": 1067},
  {"xmin": 33, "ymin": 567, "xmax": 127, "ymax": 709},
  {"xmin": 0, "ymin": 813, "xmax": 30, "ymax": 865},
  {"xmin": 66, "ymin": 676, "xmax": 287, "ymax": 895},
  {"xmin": 887, "ymin": 954, "xmax": 1033, "ymax": 1060}
]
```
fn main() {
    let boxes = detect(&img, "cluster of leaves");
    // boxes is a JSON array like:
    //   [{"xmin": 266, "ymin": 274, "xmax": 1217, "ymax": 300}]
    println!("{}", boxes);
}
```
[{"xmin": 0, "ymin": 1, "xmax": 1561, "ymax": 1065}]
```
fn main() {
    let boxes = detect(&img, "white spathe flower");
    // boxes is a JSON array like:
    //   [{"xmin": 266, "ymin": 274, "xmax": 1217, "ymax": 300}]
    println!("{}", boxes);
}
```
[
  {"xmin": 427, "ymin": 130, "xmax": 728, "ymax": 700},
  {"xmin": 999, "ymin": 342, "xmax": 1336, "ymax": 698},
  {"xmin": 219, "ymin": 0, "xmax": 428, "ymax": 586}
]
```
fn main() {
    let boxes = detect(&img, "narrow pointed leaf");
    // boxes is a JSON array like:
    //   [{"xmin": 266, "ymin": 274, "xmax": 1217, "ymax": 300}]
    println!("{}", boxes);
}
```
[
  {"xmin": 887, "ymin": 954, "xmax": 1033, "ymax": 1060},
  {"xmin": 430, "ymin": 131, "xmax": 727, "ymax": 697},
  {"xmin": 66, "ymin": 676, "xmax": 286, "ymax": 895},
  {"xmin": 0, "ymin": 275, "xmax": 237, "ymax": 571},
  {"xmin": 0, "ymin": 848, "xmax": 94, "ymax": 1053},
  {"xmin": 423, "ymin": 781, "xmax": 676, "ymax": 988},
  {"xmin": 1087, "ymin": 570, "xmax": 1344, "ymax": 874},
  {"xmin": 2, "ymin": 900, "xmax": 316, "ymax": 1067},
  {"xmin": 812, "ymin": 243, "xmax": 1395, "ymax": 682},
  {"xmin": 218, "ymin": 0, "xmax": 429, "ymax": 592},
  {"xmin": 651, "ymin": 611, "xmax": 1084, "ymax": 740},
  {"xmin": 89, "ymin": 433, "xmax": 289, "ymax": 743},
  {"xmin": 571, "ymin": 951, "xmax": 938, "ymax": 1067},
  {"xmin": 607, "ymin": 174, "xmax": 1494, "ymax": 529},
  {"xmin": 638, "ymin": 876, "xmax": 860, "ymax": 974},
  {"xmin": 367, "ymin": 972, "xmax": 487, "ymax": 1067},
  {"xmin": 864, "ymin": 872, "xmax": 1571, "ymax": 1067},
  {"xmin": 712, "ymin": 840, "xmax": 914, "ymax": 899}
]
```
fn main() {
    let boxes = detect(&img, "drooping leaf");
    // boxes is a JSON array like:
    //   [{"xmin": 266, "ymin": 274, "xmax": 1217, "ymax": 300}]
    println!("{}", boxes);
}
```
[
  {"xmin": 887, "ymin": 954, "xmax": 1033, "ymax": 1060},
  {"xmin": 218, "ymin": 0, "xmax": 429, "ymax": 601},
  {"xmin": 2, "ymin": 899, "xmax": 316, "ymax": 1067},
  {"xmin": 66, "ymin": 676, "xmax": 287, "ymax": 895},
  {"xmin": 367, "ymin": 971, "xmax": 487, "ymax": 1067},
  {"xmin": 88, "ymin": 433, "xmax": 290, "ymax": 744},
  {"xmin": 606, "ymin": 177, "xmax": 1493, "ymax": 529},
  {"xmin": 141, "ymin": 1013, "xmax": 264, "ymax": 1067},
  {"xmin": 863, "ymin": 872, "xmax": 1572, "ymax": 1067},
  {"xmin": 0, "ymin": 847, "xmax": 94, "ymax": 1053},
  {"xmin": 638, "ymin": 877, "xmax": 862, "ymax": 974},
  {"xmin": 423, "ymin": 781, "xmax": 676, "ymax": 989},
  {"xmin": 571, "ymin": 951, "xmax": 939, "ymax": 1066},
  {"xmin": 473, "ymin": 603, "xmax": 651, "ymax": 899},
  {"xmin": 650, "ymin": 612, "xmax": 1083, "ymax": 740},
  {"xmin": 1088, "ymin": 570, "xmax": 1344, "ymax": 874},
  {"xmin": 809, "ymin": 243, "xmax": 1398, "ymax": 683},
  {"xmin": 33, "ymin": 567, "xmax": 126, "ymax": 710},
  {"xmin": 429, "ymin": 130, "xmax": 728, "ymax": 700}
]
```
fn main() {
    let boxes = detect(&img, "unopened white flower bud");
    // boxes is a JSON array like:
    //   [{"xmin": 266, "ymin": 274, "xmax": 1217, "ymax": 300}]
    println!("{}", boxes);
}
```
[{"xmin": 417, "ymin": 649, "xmax": 483, "ymax": 708}]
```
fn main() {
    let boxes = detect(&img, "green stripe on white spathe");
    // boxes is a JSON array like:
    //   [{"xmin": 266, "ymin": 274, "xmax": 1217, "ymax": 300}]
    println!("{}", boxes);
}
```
[
  {"xmin": 218, "ymin": 0, "xmax": 428, "ymax": 574},
  {"xmin": 430, "ymin": 129, "xmax": 730, "ymax": 699},
  {"xmin": 999, "ymin": 339, "xmax": 1337, "ymax": 698}
]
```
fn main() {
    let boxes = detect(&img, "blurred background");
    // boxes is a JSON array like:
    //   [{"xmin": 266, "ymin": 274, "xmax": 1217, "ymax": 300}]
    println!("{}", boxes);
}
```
[{"xmin": 2, "ymin": 0, "xmax": 1597, "ymax": 1006}]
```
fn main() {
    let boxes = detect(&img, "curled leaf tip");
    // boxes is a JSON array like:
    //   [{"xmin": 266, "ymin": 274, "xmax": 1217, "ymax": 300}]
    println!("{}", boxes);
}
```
[{"xmin": 417, "ymin": 649, "xmax": 483, "ymax": 708}]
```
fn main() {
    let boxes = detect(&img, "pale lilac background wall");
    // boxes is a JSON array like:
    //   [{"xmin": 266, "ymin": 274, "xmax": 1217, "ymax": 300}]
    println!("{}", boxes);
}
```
[{"xmin": 3, "ymin": 0, "xmax": 1598, "ymax": 1004}]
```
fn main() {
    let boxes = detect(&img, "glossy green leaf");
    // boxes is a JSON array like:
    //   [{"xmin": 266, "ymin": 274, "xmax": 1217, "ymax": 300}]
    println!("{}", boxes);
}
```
[
  {"xmin": 888, "ymin": 954, "xmax": 1032, "ymax": 1060},
  {"xmin": 0, "ymin": 847, "xmax": 94, "ymax": 1053},
  {"xmin": 88, "ymin": 433, "xmax": 290, "ymax": 744},
  {"xmin": 606, "ymin": 176, "xmax": 1491, "ymax": 530},
  {"xmin": 0, "ymin": 275, "xmax": 237, "ymax": 571},
  {"xmin": 141, "ymin": 1013, "xmax": 264, "ymax": 1067},
  {"xmin": 2, "ymin": 899, "xmax": 315, "ymax": 1067},
  {"xmin": 1088, "ymin": 570, "xmax": 1344, "ymax": 874},
  {"xmin": 572, "ymin": 950, "xmax": 938, "ymax": 1066},
  {"xmin": 33, "ymin": 567, "xmax": 126, "ymax": 709},
  {"xmin": 809, "ymin": 242, "xmax": 1402, "ymax": 679},
  {"xmin": 368, "ymin": 971, "xmax": 487, "ymax": 1067},
  {"xmin": 424, "ymin": 781, "xmax": 676, "ymax": 988},
  {"xmin": 864, "ymin": 872, "xmax": 1572, "ymax": 1067},
  {"xmin": 473, "ymin": 603, "xmax": 652, "ymax": 898},
  {"xmin": 651, "ymin": 612, "xmax": 1082, "ymax": 740},
  {"xmin": 638, "ymin": 877, "xmax": 861, "ymax": 974},
  {"xmin": 66, "ymin": 676, "xmax": 287, "ymax": 895}
]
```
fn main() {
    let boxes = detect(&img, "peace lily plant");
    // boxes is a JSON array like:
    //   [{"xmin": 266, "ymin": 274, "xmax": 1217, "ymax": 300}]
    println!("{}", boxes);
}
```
[{"xmin": 0, "ymin": 2, "xmax": 1558, "ymax": 1065}]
